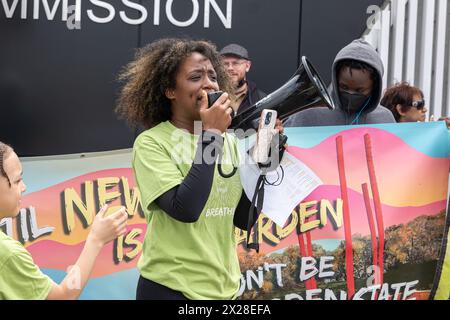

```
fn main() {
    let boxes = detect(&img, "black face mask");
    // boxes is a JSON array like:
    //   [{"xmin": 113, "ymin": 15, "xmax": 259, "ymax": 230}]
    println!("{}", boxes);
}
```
[{"xmin": 339, "ymin": 91, "xmax": 371, "ymax": 113}]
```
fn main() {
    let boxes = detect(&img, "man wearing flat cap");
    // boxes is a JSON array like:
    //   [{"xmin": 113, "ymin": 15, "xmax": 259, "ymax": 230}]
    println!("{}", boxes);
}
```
[{"xmin": 220, "ymin": 43, "xmax": 266, "ymax": 114}]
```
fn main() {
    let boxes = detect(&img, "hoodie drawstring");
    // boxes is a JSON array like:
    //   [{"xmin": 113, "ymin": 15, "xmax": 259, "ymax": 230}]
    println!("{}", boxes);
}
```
[{"xmin": 351, "ymin": 97, "xmax": 372, "ymax": 125}]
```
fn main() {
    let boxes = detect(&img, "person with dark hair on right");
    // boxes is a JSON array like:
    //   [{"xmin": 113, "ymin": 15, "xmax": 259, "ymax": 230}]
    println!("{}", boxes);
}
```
[
  {"xmin": 286, "ymin": 39, "xmax": 395, "ymax": 127},
  {"xmin": 380, "ymin": 82, "xmax": 428, "ymax": 123},
  {"xmin": 381, "ymin": 82, "xmax": 450, "ymax": 129}
]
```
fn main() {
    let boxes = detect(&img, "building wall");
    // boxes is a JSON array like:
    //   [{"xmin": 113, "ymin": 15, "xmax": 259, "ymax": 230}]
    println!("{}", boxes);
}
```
[
  {"xmin": 363, "ymin": 0, "xmax": 450, "ymax": 120},
  {"xmin": 0, "ymin": 0, "xmax": 382, "ymax": 156}
]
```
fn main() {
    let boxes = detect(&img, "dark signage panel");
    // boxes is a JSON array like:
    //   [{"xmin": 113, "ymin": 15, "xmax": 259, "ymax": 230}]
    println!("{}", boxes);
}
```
[{"xmin": 0, "ymin": 0, "xmax": 382, "ymax": 156}]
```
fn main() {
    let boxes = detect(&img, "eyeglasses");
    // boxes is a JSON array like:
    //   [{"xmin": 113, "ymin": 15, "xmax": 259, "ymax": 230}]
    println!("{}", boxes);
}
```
[
  {"xmin": 222, "ymin": 60, "xmax": 246, "ymax": 68},
  {"xmin": 411, "ymin": 100, "xmax": 426, "ymax": 110}
]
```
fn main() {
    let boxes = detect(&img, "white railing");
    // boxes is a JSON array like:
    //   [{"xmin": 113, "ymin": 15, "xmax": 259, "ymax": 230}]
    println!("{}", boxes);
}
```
[{"xmin": 363, "ymin": 0, "xmax": 450, "ymax": 119}]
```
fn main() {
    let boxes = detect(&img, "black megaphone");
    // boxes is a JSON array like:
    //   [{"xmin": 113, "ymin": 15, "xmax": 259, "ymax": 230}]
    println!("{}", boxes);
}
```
[{"xmin": 230, "ymin": 56, "xmax": 334, "ymax": 135}]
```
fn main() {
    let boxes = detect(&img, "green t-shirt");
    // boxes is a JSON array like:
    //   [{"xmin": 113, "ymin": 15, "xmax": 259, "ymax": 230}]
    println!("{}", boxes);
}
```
[
  {"xmin": 133, "ymin": 121, "xmax": 243, "ymax": 300},
  {"xmin": 0, "ymin": 231, "xmax": 53, "ymax": 300}
]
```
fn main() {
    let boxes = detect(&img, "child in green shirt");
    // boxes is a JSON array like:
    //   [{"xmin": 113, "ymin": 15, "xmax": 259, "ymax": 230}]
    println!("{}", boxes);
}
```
[{"xmin": 0, "ymin": 142, "xmax": 128, "ymax": 300}]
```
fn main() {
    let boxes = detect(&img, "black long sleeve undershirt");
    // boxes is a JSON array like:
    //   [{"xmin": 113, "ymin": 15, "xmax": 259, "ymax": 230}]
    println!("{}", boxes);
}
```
[{"xmin": 155, "ymin": 130, "xmax": 253, "ymax": 229}]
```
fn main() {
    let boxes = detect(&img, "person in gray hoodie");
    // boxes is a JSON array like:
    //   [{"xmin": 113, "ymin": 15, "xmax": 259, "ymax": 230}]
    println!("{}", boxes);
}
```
[{"xmin": 286, "ymin": 39, "xmax": 395, "ymax": 127}]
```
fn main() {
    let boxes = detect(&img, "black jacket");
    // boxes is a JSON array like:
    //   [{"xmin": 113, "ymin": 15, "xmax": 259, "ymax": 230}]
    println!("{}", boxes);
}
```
[{"xmin": 238, "ymin": 80, "xmax": 267, "ymax": 114}]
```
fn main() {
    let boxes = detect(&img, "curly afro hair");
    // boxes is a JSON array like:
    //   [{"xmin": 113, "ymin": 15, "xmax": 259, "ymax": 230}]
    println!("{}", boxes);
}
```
[{"xmin": 116, "ymin": 38, "xmax": 233, "ymax": 129}]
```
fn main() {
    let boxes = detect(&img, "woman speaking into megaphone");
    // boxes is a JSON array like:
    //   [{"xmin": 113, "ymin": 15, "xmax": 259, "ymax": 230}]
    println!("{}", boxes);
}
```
[{"xmin": 115, "ymin": 38, "xmax": 283, "ymax": 300}]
